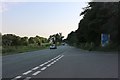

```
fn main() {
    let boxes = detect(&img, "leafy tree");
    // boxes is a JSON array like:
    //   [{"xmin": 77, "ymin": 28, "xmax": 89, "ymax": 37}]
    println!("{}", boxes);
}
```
[
  {"xmin": 20, "ymin": 37, "xmax": 28, "ymax": 46},
  {"xmin": 2, "ymin": 34, "xmax": 21, "ymax": 46},
  {"xmin": 48, "ymin": 33, "xmax": 64, "ymax": 44},
  {"xmin": 67, "ymin": 2, "xmax": 119, "ymax": 47},
  {"xmin": 28, "ymin": 37, "xmax": 36, "ymax": 44},
  {"xmin": 34, "ymin": 36, "xmax": 42, "ymax": 46}
]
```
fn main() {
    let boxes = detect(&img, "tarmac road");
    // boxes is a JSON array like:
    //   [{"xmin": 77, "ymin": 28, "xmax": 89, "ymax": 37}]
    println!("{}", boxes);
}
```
[{"xmin": 2, "ymin": 45, "xmax": 118, "ymax": 79}]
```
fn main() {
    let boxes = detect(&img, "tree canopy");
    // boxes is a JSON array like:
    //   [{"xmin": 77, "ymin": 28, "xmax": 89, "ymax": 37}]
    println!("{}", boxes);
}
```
[
  {"xmin": 67, "ymin": 2, "xmax": 119, "ymax": 47},
  {"xmin": 2, "ymin": 34, "xmax": 48, "ymax": 47},
  {"xmin": 48, "ymin": 33, "xmax": 64, "ymax": 44}
]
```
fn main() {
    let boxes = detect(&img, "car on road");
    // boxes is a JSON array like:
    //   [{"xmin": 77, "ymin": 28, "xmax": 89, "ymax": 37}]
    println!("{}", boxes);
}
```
[{"xmin": 50, "ymin": 44, "xmax": 57, "ymax": 49}]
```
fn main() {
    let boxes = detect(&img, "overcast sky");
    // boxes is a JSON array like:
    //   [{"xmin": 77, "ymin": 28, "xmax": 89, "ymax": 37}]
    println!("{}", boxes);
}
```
[{"xmin": 1, "ymin": 1, "xmax": 89, "ymax": 38}]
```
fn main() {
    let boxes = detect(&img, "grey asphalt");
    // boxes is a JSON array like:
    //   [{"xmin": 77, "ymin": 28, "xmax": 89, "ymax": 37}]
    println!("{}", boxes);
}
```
[{"xmin": 2, "ymin": 45, "xmax": 118, "ymax": 79}]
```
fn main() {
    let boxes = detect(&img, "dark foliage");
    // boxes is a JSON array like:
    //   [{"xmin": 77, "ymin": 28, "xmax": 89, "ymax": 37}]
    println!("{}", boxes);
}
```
[{"xmin": 67, "ymin": 2, "xmax": 119, "ymax": 48}]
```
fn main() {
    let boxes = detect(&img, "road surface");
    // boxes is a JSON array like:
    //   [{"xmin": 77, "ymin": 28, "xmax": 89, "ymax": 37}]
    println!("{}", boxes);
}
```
[{"xmin": 2, "ymin": 45, "xmax": 118, "ymax": 79}]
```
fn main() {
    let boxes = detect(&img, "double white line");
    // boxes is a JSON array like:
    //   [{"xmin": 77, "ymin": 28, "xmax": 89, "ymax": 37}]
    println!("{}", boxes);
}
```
[{"xmin": 12, "ymin": 54, "xmax": 64, "ymax": 80}]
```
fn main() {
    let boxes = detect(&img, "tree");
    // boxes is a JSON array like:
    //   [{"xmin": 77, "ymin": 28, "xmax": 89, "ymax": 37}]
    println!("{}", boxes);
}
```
[
  {"xmin": 67, "ymin": 31, "xmax": 78, "ymax": 46},
  {"xmin": 20, "ymin": 37, "xmax": 28, "ymax": 46},
  {"xmin": 2, "ymin": 34, "xmax": 21, "ymax": 46},
  {"xmin": 48, "ymin": 33, "xmax": 64, "ymax": 44},
  {"xmin": 67, "ymin": 2, "xmax": 119, "ymax": 47},
  {"xmin": 34, "ymin": 36, "xmax": 42, "ymax": 46},
  {"xmin": 28, "ymin": 37, "xmax": 36, "ymax": 44}
]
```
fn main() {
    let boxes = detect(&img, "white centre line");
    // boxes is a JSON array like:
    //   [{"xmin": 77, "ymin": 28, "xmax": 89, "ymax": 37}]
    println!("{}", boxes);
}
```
[
  {"xmin": 15, "ymin": 76, "xmax": 22, "ymax": 78},
  {"xmin": 39, "ymin": 64, "xmax": 44, "ymax": 67},
  {"xmin": 55, "ymin": 55, "xmax": 64, "ymax": 61},
  {"xmin": 47, "ymin": 60, "xmax": 51, "ymax": 63},
  {"xmin": 32, "ymin": 71, "xmax": 41, "ymax": 76},
  {"xmin": 51, "ymin": 59, "xmax": 54, "ymax": 61},
  {"xmin": 11, "ymin": 55, "xmax": 65, "ymax": 80},
  {"xmin": 23, "ymin": 70, "xmax": 32, "ymax": 75},
  {"xmin": 44, "ymin": 62, "xmax": 48, "ymax": 64},
  {"xmin": 58, "ymin": 57, "xmax": 61, "ymax": 60},
  {"xmin": 41, "ymin": 67, "xmax": 47, "ymax": 71},
  {"xmin": 53, "ymin": 61, "xmax": 56, "ymax": 63},
  {"xmin": 12, "ymin": 76, "xmax": 22, "ymax": 80},
  {"xmin": 56, "ymin": 59, "xmax": 59, "ymax": 61},
  {"xmin": 50, "ymin": 62, "xmax": 55, "ymax": 65},
  {"xmin": 23, "ymin": 77, "xmax": 31, "ymax": 80},
  {"xmin": 32, "ymin": 66, "xmax": 39, "ymax": 70},
  {"xmin": 46, "ymin": 64, "xmax": 51, "ymax": 67},
  {"xmin": 54, "ymin": 55, "xmax": 61, "ymax": 59},
  {"xmin": 53, "ymin": 57, "xmax": 57, "ymax": 60}
]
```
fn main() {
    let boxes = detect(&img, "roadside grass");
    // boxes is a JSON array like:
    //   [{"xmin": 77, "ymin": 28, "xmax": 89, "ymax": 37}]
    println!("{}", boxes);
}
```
[
  {"xmin": 93, "ymin": 44, "xmax": 120, "ymax": 52},
  {"xmin": 2, "ymin": 43, "xmax": 50, "ymax": 56},
  {"xmin": 73, "ymin": 42, "xmax": 119, "ymax": 52}
]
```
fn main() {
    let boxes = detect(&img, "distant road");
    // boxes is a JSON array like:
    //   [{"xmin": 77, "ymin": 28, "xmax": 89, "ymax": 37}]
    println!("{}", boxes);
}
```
[{"xmin": 2, "ymin": 45, "xmax": 118, "ymax": 79}]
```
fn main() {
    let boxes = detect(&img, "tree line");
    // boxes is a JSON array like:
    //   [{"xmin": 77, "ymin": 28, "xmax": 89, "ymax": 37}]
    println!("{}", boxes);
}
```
[
  {"xmin": 1, "ymin": 32, "xmax": 64, "ymax": 47},
  {"xmin": 66, "ymin": 2, "xmax": 119, "ymax": 49},
  {"xmin": 2, "ymin": 34, "xmax": 48, "ymax": 47}
]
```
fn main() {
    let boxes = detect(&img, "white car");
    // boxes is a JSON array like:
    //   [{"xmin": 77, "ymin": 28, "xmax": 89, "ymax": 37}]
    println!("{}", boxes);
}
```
[{"xmin": 50, "ymin": 44, "xmax": 57, "ymax": 49}]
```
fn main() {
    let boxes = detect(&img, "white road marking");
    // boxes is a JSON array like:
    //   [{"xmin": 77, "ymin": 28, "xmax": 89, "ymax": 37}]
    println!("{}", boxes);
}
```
[
  {"xmin": 46, "ymin": 64, "xmax": 51, "ymax": 67},
  {"xmin": 41, "ymin": 67, "xmax": 47, "ymax": 71},
  {"xmin": 23, "ymin": 77, "xmax": 31, "ymax": 80},
  {"xmin": 61, "ymin": 55, "xmax": 64, "ymax": 57},
  {"xmin": 55, "ymin": 60, "xmax": 58, "ymax": 62},
  {"xmin": 12, "ymin": 55, "xmax": 65, "ymax": 80},
  {"xmin": 11, "ymin": 76, "xmax": 22, "ymax": 80},
  {"xmin": 53, "ymin": 61, "xmax": 56, "ymax": 63},
  {"xmin": 39, "ymin": 64, "xmax": 44, "ymax": 67},
  {"xmin": 55, "ymin": 55, "xmax": 64, "ymax": 61},
  {"xmin": 15, "ymin": 76, "xmax": 22, "ymax": 79},
  {"xmin": 54, "ymin": 56, "xmax": 58, "ymax": 59},
  {"xmin": 58, "ymin": 57, "xmax": 61, "ymax": 60},
  {"xmin": 51, "ymin": 55, "xmax": 61, "ymax": 61},
  {"xmin": 47, "ymin": 60, "xmax": 51, "ymax": 63},
  {"xmin": 56, "ymin": 59, "xmax": 59, "ymax": 61},
  {"xmin": 49, "ymin": 59, "xmax": 53, "ymax": 62},
  {"xmin": 54, "ymin": 55, "xmax": 61, "ymax": 59},
  {"xmin": 32, "ymin": 71, "xmax": 41, "ymax": 76},
  {"xmin": 51, "ymin": 59, "xmax": 54, "ymax": 61},
  {"xmin": 32, "ymin": 66, "xmax": 39, "ymax": 70},
  {"xmin": 23, "ymin": 70, "xmax": 32, "ymax": 75},
  {"xmin": 44, "ymin": 62, "xmax": 48, "ymax": 64},
  {"xmin": 50, "ymin": 62, "xmax": 55, "ymax": 65}
]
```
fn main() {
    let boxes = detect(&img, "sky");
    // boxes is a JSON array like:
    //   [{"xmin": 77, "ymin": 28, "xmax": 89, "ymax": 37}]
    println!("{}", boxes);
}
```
[{"xmin": 1, "ymin": 1, "xmax": 89, "ymax": 38}]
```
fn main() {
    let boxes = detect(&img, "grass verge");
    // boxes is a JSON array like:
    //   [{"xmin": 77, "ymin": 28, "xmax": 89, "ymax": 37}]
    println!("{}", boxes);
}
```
[
  {"xmin": 72, "ymin": 42, "xmax": 119, "ymax": 52},
  {"xmin": 2, "ymin": 44, "xmax": 50, "ymax": 56}
]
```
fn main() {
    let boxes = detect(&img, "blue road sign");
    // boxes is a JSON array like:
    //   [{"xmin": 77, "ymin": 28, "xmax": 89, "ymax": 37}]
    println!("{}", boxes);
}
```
[{"xmin": 101, "ymin": 34, "xmax": 109, "ymax": 47}]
